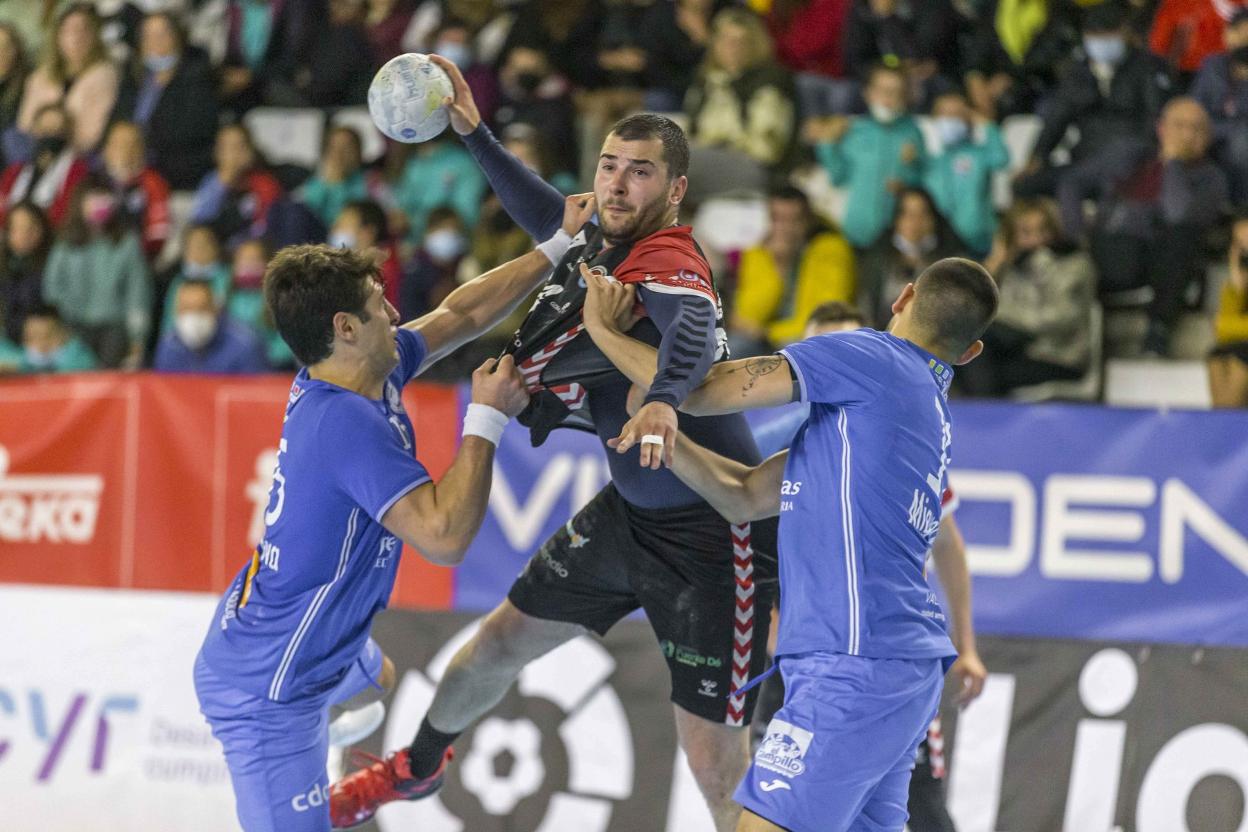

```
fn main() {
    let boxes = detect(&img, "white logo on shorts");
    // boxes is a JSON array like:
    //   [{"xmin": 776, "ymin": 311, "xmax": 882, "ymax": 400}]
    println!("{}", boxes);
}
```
[
  {"xmin": 756, "ymin": 718, "xmax": 814, "ymax": 778},
  {"xmin": 698, "ymin": 679, "xmax": 718, "ymax": 697},
  {"xmin": 291, "ymin": 782, "xmax": 330, "ymax": 811},
  {"xmin": 758, "ymin": 779, "xmax": 792, "ymax": 792}
]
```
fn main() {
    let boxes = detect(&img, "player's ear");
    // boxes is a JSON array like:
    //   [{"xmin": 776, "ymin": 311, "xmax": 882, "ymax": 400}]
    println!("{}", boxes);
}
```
[
  {"xmin": 668, "ymin": 174, "xmax": 687, "ymax": 207},
  {"xmin": 891, "ymin": 283, "xmax": 916, "ymax": 315},
  {"xmin": 954, "ymin": 339, "xmax": 984, "ymax": 366},
  {"xmin": 332, "ymin": 310, "xmax": 357, "ymax": 343}
]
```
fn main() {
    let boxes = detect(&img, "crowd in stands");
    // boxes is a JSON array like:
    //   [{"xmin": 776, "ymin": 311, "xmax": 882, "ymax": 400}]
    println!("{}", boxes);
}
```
[{"xmin": 0, "ymin": 0, "xmax": 1246, "ymax": 408}]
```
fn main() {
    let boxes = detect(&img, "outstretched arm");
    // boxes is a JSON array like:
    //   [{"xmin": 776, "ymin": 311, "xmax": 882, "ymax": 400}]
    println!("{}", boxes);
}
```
[
  {"xmin": 431, "ymin": 55, "xmax": 567, "ymax": 241},
  {"xmin": 665, "ymin": 436, "xmax": 787, "ymax": 524},
  {"xmin": 407, "ymin": 193, "xmax": 595, "ymax": 370}
]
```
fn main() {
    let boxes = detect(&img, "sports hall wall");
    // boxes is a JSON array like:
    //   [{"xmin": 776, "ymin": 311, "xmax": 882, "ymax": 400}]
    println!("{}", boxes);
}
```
[{"xmin": 1, "ymin": 372, "xmax": 1245, "ymax": 831}]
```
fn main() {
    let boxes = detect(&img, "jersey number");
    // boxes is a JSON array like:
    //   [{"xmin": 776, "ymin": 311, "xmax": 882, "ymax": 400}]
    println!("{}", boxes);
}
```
[{"xmin": 264, "ymin": 438, "xmax": 288, "ymax": 527}]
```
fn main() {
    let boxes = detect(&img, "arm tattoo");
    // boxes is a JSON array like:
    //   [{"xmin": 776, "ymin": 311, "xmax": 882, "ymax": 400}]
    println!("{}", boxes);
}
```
[{"xmin": 740, "ymin": 356, "xmax": 784, "ymax": 398}]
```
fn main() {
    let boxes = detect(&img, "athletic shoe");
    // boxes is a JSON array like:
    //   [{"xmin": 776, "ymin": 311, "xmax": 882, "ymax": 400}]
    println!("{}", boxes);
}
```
[
  {"xmin": 329, "ymin": 747, "xmax": 452, "ymax": 828},
  {"xmin": 328, "ymin": 701, "xmax": 386, "ymax": 748}
]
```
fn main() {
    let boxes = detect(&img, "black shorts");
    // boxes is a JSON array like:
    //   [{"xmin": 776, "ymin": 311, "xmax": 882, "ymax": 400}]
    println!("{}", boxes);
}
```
[{"xmin": 508, "ymin": 484, "xmax": 778, "ymax": 725}]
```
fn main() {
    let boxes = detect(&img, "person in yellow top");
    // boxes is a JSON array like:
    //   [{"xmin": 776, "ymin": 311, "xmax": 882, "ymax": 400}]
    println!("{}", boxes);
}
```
[
  {"xmin": 729, "ymin": 186, "xmax": 855, "ymax": 353},
  {"xmin": 1210, "ymin": 215, "xmax": 1248, "ymax": 408}
]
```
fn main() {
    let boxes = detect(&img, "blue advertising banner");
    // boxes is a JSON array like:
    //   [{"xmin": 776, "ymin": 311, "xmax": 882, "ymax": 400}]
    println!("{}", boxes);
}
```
[{"xmin": 453, "ymin": 390, "xmax": 1248, "ymax": 648}]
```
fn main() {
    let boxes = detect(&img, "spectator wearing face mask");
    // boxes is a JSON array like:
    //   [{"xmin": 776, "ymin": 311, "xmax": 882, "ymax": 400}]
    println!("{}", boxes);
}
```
[
  {"xmin": 42, "ymin": 175, "xmax": 151, "ymax": 368},
  {"xmin": 431, "ymin": 17, "xmax": 499, "ymax": 126},
  {"xmin": 17, "ymin": 303, "xmax": 97, "ymax": 373},
  {"xmin": 99, "ymin": 120, "xmax": 170, "ymax": 261},
  {"xmin": 806, "ymin": 63, "xmax": 926, "ymax": 249},
  {"xmin": 154, "ymin": 279, "xmax": 268, "ymax": 374},
  {"xmin": 492, "ymin": 43, "xmax": 577, "ymax": 181},
  {"xmin": 1013, "ymin": 3, "xmax": 1175, "ymax": 209},
  {"xmin": 400, "ymin": 206, "xmax": 467, "ymax": 320},
  {"xmin": 111, "ymin": 11, "xmax": 218, "ymax": 190},
  {"xmin": 1190, "ymin": 10, "xmax": 1248, "ymax": 203},
  {"xmin": 328, "ymin": 198, "xmax": 402, "ymax": 309},
  {"xmin": 923, "ymin": 91, "xmax": 1010, "ymax": 258},
  {"xmin": 298, "ymin": 125, "xmax": 395, "ymax": 230},
  {"xmin": 961, "ymin": 197, "xmax": 1096, "ymax": 397},
  {"xmin": 158, "ymin": 224, "xmax": 231, "ymax": 338},
  {"xmin": 0, "ymin": 201, "xmax": 51, "ymax": 343},
  {"xmin": 0, "ymin": 103, "xmax": 90, "ymax": 227},
  {"xmin": 224, "ymin": 237, "xmax": 295, "ymax": 369},
  {"xmin": 190, "ymin": 123, "xmax": 284, "ymax": 247}
]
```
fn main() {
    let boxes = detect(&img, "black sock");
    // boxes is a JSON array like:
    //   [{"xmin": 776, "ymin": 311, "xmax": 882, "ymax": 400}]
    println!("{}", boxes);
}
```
[{"xmin": 408, "ymin": 717, "xmax": 460, "ymax": 778}]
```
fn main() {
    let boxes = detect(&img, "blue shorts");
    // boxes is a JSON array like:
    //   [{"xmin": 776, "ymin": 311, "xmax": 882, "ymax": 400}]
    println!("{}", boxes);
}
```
[
  {"xmin": 194, "ymin": 639, "xmax": 384, "ymax": 832},
  {"xmin": 735, "ymin": 651, "xmax": 944, "ymax": 832}
]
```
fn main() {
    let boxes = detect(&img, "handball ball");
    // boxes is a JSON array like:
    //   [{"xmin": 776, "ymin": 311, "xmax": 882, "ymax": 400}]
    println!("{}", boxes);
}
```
[{"xmin": 368, "ymin": 53, "xmax": 453, "ymax": 143}]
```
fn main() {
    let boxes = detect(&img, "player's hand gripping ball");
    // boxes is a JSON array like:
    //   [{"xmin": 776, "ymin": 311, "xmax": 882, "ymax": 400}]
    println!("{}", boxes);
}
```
[{"xmin": 368, "ymin": 53, "xmax": 453, "ymax": 143}]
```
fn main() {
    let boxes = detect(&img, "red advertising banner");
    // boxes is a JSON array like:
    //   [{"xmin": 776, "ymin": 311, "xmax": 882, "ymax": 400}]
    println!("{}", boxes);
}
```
[{"xmin": 0, "ymin": 373, "xmax": 460, "ymax": 609}]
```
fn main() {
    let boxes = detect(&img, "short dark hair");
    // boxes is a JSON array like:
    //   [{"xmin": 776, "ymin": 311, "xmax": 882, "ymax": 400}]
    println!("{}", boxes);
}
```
[
  {"xmin": 768, "ymin": 184, "xmax": 810, "ymax": 210},
  {"xmin": 264, "ymin": 244, "xmax": 379, "ymax": 366},
  {"xmin": 911, "ymin": 258, "xmax": 999, "ymax": 356},
  {"xmin": 343, "ymin": 198, "xmax": 390, "ymax": 241},
  {"xmin": 807, "ymin": 301, "xmax": 864, "ymax": 329},
  {"xmin": 607, "ymin": 113, "xmax": 689, "ymax": 180},
  {"xmin": 25, "ymin": 302, "xmax": 63, "ymax": 324}
]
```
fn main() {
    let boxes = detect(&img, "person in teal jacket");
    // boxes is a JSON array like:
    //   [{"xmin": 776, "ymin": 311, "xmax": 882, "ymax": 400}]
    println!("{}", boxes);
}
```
[
  {"xmin": 392, "ymin": 133, "xmax": 487, "ymax": 244},
  {"xmin": 809, "ymin": 64, "xmax": 927, "ymax": 249},
  {"xmin": 924, "ymin": 92, "xmax": 1011, "ymax": 257},
  {"xmin": 222, "ymin": 237, "xmax": 295, "ymax": 368},
  {"xmin": 18, "ymin": 304, "xmax": 99, "ymax": 373}
]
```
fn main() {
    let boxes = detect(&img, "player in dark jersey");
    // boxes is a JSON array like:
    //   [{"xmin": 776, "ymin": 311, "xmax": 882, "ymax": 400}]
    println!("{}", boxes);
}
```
[
  {"xmin": 195, "ymin": 191, "xmax": 596, "ymax": 831},
  {"xmin": 330, "ymin": 58, "xmax": 777, "ymax": 831}
]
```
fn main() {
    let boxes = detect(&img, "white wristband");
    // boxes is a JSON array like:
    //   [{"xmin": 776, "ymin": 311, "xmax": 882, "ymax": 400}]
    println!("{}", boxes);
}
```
[
  {"xmin": 462, "ymin": 403, "xmax": 509, "ymax": 446},
  {"xmin": 536, "ymin": 228, "xmax": 573, "ymax": 265}
]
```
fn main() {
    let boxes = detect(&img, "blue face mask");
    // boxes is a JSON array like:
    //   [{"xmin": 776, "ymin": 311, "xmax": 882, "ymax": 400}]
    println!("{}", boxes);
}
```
[
  {"xmin": 144, "ymin": 53, "xmax": 178, "ymax": 73},
  {"xmin": 935, "ymin": 116, "xmax": 969, "ymax": 147},
  {"xmin": 183, "ymin": 261, "xmax": 215, "ymax": 279},
  {"xmin": 435, "ymin": 41, "xmax": 473, "ymax": 70},
  {"xmin": 24, "ymin": 345, "xmax": 59, "ymax": 370},
  {"xmin": 1084, "ymin": 35, "xmax": 1126, "ymax": 66}
]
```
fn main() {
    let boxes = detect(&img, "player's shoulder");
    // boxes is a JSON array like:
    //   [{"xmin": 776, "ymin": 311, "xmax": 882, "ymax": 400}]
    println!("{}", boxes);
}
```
[{"xmin": 620, "ymin": 225, "xmax": 714, "ymax": 296}]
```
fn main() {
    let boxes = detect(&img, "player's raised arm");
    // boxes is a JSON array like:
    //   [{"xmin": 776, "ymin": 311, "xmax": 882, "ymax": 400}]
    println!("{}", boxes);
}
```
[
  {"xmin": 430, "ymin": 54, "xmax": 567, "ymax": 241},
  {"xmin": 407, "ymin": 193, "xmax": 595, "ymax": 370},
  {"xmin": 380, "ymin": 356, "xmax": 528, "ymax": 564}
]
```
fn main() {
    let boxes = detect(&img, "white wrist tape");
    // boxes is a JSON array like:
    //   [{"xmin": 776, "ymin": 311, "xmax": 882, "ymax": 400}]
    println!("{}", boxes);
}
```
[
  {"xmin": 537, "ymin": 228, "xmax": 573, "ymax": 265},
  {"xmin": 462, "ymin": 403, "xmax": 508, "ymax": 446}
]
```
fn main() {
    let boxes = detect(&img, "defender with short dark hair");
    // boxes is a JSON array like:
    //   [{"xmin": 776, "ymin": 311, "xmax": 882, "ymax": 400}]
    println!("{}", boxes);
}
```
[{"xmin": 608, "ymin": 112, "xmax": 690, "ymax": 180}]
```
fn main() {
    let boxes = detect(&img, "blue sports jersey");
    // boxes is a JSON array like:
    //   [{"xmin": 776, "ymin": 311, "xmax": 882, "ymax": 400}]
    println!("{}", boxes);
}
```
[
  {"xmin": 775, "ymin": 329, "xmax": 957, "ymax": 663},
  {"xmin": 199, "ymin": 328, "xmax": 432, "ymax": 703}
]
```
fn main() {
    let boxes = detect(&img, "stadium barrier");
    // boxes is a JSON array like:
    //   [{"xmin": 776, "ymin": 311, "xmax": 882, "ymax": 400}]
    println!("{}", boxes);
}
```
[{"xmin": 1, "ymin": 373, "xmax": 1245, "ymax": 830}]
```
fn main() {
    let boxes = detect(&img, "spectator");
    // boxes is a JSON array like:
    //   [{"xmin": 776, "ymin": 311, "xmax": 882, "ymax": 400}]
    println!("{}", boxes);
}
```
[
  {"xmin": 638, "ymin": 0, "xmax": 725, "ymax": 112},
  {"xmin": 18, "ymin": 303, "xmax": 98, "ymax": 373},
  {"xmin": 0, "ymin": 23, "xmax": 30, "ymax": 164},
  {"xmin": 392, "ymin": 132, "xmax": 486, "ymax": 242},
  {"xmin": 298, "ymin": 125, "xmax": 394, "ymax": 230},
  {"xmin": 99, "ymin": 120, "xmax": 170, "ymax": 261},
  {"xmin": 730, "ymin": 186, "xmax": 856, "ymax": 354},
  {"xmin": 503, "ymin": 0, "xmax": 594, "ymax": 84},
  {"xmin": 924, "ymin": 91, "xmax": 1010, "ymax": 257},
  {"xmin": 364, "ymin": 0, "xmax": 420, "ymax": 68},
  {"xmin": 329, "ymin": 198, "xmax": 403, "ymax": 310},
  {"xmin": 0, "ymin": 103, "xmax": 90, "ymax": 227},
  {"xmin": 431, "ymin": 17, "xmax": 500, "ymax": 125},
  {"xmin": 190, "ymin": 123, "xmax": 284, "ymax": 247},
  {"xmin": 111, "ymin": 11, "xmax": 218, "ymax": 190},
  {"xmin": 493, "ymin": 44, "xmax": 578, "ymax": 179},
  {"xmin": 807, "ymin": 64, "xmax": 926, "ymax": 249},
  {"xmin": 1190, "ymin": 9, "xmax": 1248, "ymax": 202},
  {"xmin": 42, "ymin": 175, "xmax": 151, "ymax": 368},
  {"xmin": 1150, "ymin": 0, "xmax": 1248, "ymax": 77},
  {"xmin": 158, "ymin": 223, "xmax": 231, "ymax": 337},
  {"xmin": 1209, "ymin": 341, "xmax": 1248, "ymax": 406},
  {"xmin": 684, "ymin": 7, "xmax": 797, "ymax": 200},
  {"xmin": 766, "ymin": 0, "xmax": 856, "ymax": 117},
  {"xmin": 219, "ymin": 0, "xmax": 324, "ymax": 112},
  {"xmin": 961, "ymin": 197, "xmax": 1096, "ymax": 397},
  {"xmin": 154, "ymin": 279, "xmax": 268, "ymax": 373},
  {"xmin": 843, "ymin": 0, "xmax": 963, "ymax": 109},
  {"xmin": 855, "ymin": 186, "xmax": 965, "ymax": 326},
  {"xmin": 401, "ymin": 206, "xmax": 467, "ymax": 319},
  {"xmin": 501, "ymin": 123, "xmax": 578, "ymax": 194},
  {"xmin": 17, "ymin": 4, "xmax": 119, "ymax": 154},
  {"xmin": 0, "ymin": 201, "xmax": 51, "ymax": 342},
  {"xmin": 1014, "ymin": 3, "xmax": 1175, "ymax": 212},
  {"xmin": 1215, "ymin": 214, "xmax": 1248, "ymax": 345},
  {"xmin": 304, "ymin": 0, "xmax": 374, "ymax": 107},
  {"xmin": 961, "ymin": 0, "xmax": 1083, "ymax": 121},
  {"xmin": 224, "ymin": 237, "xmax": 295, "ymax": 368},
  {"xmin": 1088, "ymin": 97, "xmax": 1227, "ymax": 355}
]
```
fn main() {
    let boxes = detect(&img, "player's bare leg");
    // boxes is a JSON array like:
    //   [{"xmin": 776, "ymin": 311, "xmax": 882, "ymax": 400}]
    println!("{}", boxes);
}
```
[
  {"xmin": 674, "ymin": 704, "xmax": 752, "ymax": 832},
  {"xmin": 736, "ymin": 809, "xmax": 787, "ymax": 831},
  {"xmin": 425, "ymin": 599, "xmax": 588, "ymax": 733}
]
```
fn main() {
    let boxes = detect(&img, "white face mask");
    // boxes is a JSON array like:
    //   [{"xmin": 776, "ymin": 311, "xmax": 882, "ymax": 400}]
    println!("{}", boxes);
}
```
[
  {"xmin": 935, "ymin": 116, "xmax": 969, "ymax": 147},
  {"xmin": 425, "ymin": 228, "xmax": 466, "ymax": 263},
  {"xmin": 175, "ymin": 312, "xmax": 217, "ymax": 350},
  {"xmin": 869, "ymin": 103, "xmax": 901, "ymax": 124},
  {"xmin": 329, "ymin": 230, "xmax": 357, "ymax": 250}
]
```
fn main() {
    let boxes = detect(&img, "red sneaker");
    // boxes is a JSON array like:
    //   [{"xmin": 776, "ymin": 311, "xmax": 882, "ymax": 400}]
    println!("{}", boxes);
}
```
[{"xmin": 329, "ymin": 747, "xmax": 452, "ymax": 828}]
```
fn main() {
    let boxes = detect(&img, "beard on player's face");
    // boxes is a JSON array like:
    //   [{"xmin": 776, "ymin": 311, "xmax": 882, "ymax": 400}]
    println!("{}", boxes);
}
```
[{"xmin": 598, "ymin": 187, "xmax": 673, "ymax": 245}]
